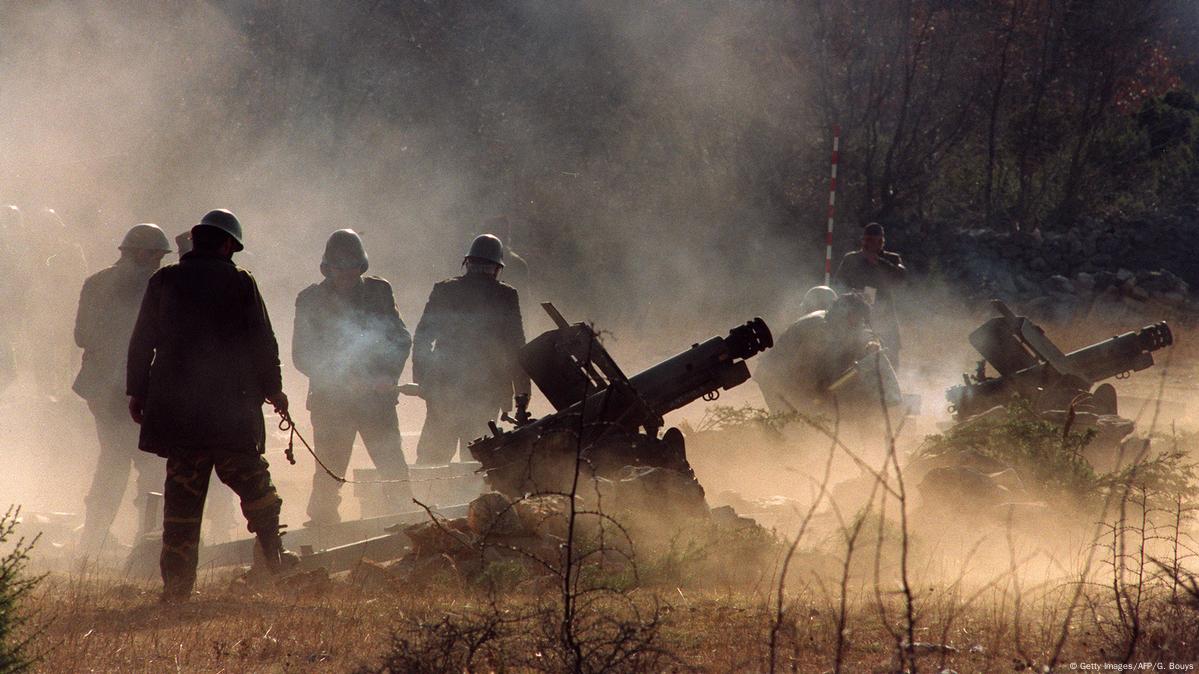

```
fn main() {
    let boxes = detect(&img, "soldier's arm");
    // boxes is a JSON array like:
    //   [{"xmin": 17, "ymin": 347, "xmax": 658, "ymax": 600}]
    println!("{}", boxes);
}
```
[
  {"xmin": 246, "ymin": 275, "xmax": 283, "ymax": 398},
  {"xmin": 831, "ymin": 254, "xmax": 852, "ymax": 292},
  {"xmin": 410, "ymin": 287, "xmax": 441, "ymax": 385},
  {"xmin": 376, "ymin": 281, "xmax": 412, "ymax": 379},
  {"xmin": 126, "ymin": 274, "xmax": 160, "ymax": 399},
  {"xmin": 73, "ymin": 277, "xmax": 98, "ymax": 349},
  {"xmin": 291, "ymin": 289, "xmax": 317, "ymax": 378},
  {"xmin": 505, "ymin": 288, "xmax": 531, "ymax": 397},
  {"xmin": 880, "ymin": 252, "xmax": 907, "ymax": 283}
]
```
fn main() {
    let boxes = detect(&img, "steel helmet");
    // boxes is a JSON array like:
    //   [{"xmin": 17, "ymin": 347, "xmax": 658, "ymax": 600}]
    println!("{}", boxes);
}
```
[
  {"xmin": 800, "ymin": 285, "xmax": 837, "ymax": 314},
  {"xmin": 175, "ymin": 231, "xmax": 192, "ymax": 256},
  {"xmin": 119, "ymin": 223, "xmax": 172, "ymax": 252},
  {"xmin": 193, "ymin": 209, "xmax": 244, "ymax": 251},
  {"xmin": 465, "ymin": 233, "xmax": 504, "ymax": 267},
  {"xmin": 321, "ymin": 229, "xmax": 369, "ymax": 274}
]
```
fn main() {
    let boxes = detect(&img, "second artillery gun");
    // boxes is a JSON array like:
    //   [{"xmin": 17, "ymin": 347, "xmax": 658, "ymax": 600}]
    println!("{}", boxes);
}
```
[
  {"xmin": 469, "ymin": 303, "xmax": 773, "ymax": 497},
  {"xmin": 947, "ymin": 300, "xmax": 1172, "ymax": 420}
]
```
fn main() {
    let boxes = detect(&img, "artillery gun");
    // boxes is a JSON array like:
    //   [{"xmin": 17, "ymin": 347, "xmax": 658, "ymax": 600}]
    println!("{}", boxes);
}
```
[
  {"xmin": 469, "ymin": 303, "xmax": 773, "ymax": 497},
  {"xmin": 946, "ymin": 300, "xmax": 1172, "ymax": 421}
]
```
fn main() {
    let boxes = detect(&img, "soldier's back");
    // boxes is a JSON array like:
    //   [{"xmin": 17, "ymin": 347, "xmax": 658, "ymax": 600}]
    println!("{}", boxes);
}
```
[{"xmin": 426, "ymin": 274, "xmax": 518, "ymax": 341}]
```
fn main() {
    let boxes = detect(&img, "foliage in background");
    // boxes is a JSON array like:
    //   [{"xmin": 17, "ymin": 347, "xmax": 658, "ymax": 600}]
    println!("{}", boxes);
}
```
[{"xmin": 805, "ymin": 0, "xmax": 1199, "ymax": 231}]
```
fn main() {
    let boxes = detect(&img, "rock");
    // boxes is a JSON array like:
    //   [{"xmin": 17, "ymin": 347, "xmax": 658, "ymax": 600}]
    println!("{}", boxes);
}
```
[
  {"xmin": 405, "ymin": 518, "xmax": 476, "ymax": 556},
  {"xmin": 467, "ymin": 492, "xmax": 524, "ymax": 537},
  {"xmin": 709, "ymin": 505, "xmax": 758, "ymax": 531},
  {"xmin": 918, "ymin": 465, "xmax": 1013, "ymax": 513},
  {"xmin": 277, "ymin": 567, "xmax": 332, "ymax": 596},
  {"xmin": 1045, "ymin": 275, "xmax": 1074, "ymax": 295},
  {"xmin": 1092, "ymin": 270, "xmax": 1117, "ymax": 290},
  {"xmin": 348, "ymin": 559, "xmax": 394, "ymax": 592},
  {"xmin": 1074, "ymin": 272, "xmax": 1095, "ymax": 293},
  {"xmin": 513, "ymin": 495, "xmax": 571, "ymax": 540},
  {"xmin": 1040, "ymin": 410, "xmax": 1134, "ymax": 438},
  {"xmin": 601, "ymin": 466, "xmax": 709, "ymax": 520},
  {"xmin": 1117, "ymin": 268, "xmax": 1135, "ymax": 283}
]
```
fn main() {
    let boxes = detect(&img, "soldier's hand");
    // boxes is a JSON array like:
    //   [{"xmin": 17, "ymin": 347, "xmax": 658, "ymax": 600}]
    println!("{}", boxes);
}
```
[
  {"xmin": 514, "ymin": 393, "xmax": 532, "ymax": 425},
  {"xmin": 128, "ymin": 396, "xmax": 145, "ymax": 425},
  {"xmin": 267, "ymin": 391, "xmax": 289, "ymax": 417}
]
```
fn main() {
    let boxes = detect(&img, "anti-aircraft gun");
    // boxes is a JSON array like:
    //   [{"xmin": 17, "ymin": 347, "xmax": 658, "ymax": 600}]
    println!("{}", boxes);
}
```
[
  {"xmin": 469, "ymin": 303, "xmax": 773, "ymax": 497},
  {"xmin": 946, "ymin": 300, "xmax": 1173, "ymax": 421}
]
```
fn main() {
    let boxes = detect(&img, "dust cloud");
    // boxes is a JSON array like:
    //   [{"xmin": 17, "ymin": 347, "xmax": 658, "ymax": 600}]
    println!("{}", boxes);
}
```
[
  {"xmin": 0, "ymin": 1, "xmax": 1190, "ymax": 580},
  {"xmin": 0, "ymin": 1, "xmax": 819, "ymax": 528}
]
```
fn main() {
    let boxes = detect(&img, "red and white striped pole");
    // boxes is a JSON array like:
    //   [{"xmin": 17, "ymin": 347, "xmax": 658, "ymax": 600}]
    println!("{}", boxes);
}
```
[{"xmin": 824, "ymin": 125, "xmax": 841, "ymax": 286}]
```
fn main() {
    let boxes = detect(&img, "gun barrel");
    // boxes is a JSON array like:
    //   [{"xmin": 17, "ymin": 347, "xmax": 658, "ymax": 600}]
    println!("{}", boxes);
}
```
[
  {"xmin": 628, "ymin": 318, "xmax": 773, "ymax": 417},
  {"xmin": 1062, "ymin": 322, "xmax": 1173, "ymax": 382},
  {"xmin": 947, "ymin": 321, "xmax": 1173, "ymax": 419}
]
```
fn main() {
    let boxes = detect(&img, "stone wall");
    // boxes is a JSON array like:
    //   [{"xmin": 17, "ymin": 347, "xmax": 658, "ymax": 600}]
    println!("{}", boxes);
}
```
[{"xmin": 885, "ymin": 210, "xmax": 1199, "ymax": 323}]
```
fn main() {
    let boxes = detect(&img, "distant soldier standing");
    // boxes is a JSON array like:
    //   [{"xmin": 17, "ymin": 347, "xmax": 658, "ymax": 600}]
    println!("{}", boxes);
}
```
[
  {"xmin": 127, "ymin": 209, "xmax": 292, "ymax": 602},
  {"xmin": 73, "ymin": 224, "xmax": 171, "ymax": 557},
  {"xmin": 833, "ymin": 222, "xmax": 906, "ymax": 367},
  {"xmin": 294, "ymin": 230, "xmax": 413, "ymax": 526},
  {"xmin": 412, "ymin": 234, "xmax": 530, "ymax": 465}
]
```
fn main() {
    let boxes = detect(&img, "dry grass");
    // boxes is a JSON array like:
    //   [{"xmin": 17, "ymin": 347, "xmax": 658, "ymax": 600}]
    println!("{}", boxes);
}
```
[{"xmin": 18, "ymin": 564, "xmax": 1198, "ymax": 672}]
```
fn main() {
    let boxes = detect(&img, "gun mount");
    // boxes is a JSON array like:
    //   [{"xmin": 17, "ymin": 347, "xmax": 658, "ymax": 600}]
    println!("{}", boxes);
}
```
[
  {"xmin": 946, "ymin": 300, "xmax": 1173, "ymax": 420},
  {"xmin": 469, "ymin": 303, "xmax": 773, "ymax": 497}
]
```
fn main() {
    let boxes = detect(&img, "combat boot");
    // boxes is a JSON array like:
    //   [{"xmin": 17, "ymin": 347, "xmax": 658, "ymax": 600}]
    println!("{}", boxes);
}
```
[{"xmin": 254, "ymin": 529, "xmax": 299, "ymax": 575}]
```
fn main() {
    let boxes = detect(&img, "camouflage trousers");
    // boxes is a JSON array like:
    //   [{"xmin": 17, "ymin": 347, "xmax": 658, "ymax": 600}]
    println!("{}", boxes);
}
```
[{"xmin": 161, "ymin": 449, "xmax": 282, "ymax": 599}]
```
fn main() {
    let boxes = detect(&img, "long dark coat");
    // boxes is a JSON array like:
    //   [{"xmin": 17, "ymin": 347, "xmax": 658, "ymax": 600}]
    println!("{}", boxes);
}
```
[
  {"xmin": 126, "ymin": 251, "xmax": 282, "ymax": 457},
  {"xmin": 74, "ymin": 258, "xmax": 156, "ymax": 404},
  {"xmin": 411, "ymin": 272, "xmax": 527, "ymax": 410}
]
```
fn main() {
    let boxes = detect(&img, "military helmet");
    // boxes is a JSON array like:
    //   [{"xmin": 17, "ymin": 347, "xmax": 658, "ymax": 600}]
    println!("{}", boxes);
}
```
[
  {"xmin": 464, "ymin": 233, "xmax": 505, "ymax": 267},
  {"xmin": 119, "ymin": 223, "xmax": 172, "ymax": 252},
  {"xmin": 800, "ymin": 285, "xmax": 837, "ymax": 314},
  {"xmin": 193, "ymin": 209, "xmax": 244, "ymax": 251},
  {"xmin": 321, "ymin": 229, "xmax": 369, "ymax": 274}
]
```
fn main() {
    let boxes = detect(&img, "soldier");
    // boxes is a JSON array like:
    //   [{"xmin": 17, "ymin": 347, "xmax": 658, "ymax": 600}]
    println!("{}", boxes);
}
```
[
  {"xmin": 294, "ymin": 229, "xmax": 413, "ymax": 526},
  {"xmin": 833, "ymin": 222, "xmax": 906, "ymax": 367},
  {"xmin": 754, "ymin": 293, "xmax": 900, "ymax": 417},
  {"xmin": 127, "ymin": 209, "xmax": 292, "ymax": 602},
  {"xmin": 412, "ymin": 234, "xmax": 530, "ymax": 465},
  {"xmin": 73, "ymin": 224, "xmax": 171, "ymax": 558}
]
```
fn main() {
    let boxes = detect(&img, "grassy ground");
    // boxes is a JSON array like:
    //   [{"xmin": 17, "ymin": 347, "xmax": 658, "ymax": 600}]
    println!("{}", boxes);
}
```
[{"xmin": 18, "ymin": 563, "xmax": 1199, "ymax": 673}]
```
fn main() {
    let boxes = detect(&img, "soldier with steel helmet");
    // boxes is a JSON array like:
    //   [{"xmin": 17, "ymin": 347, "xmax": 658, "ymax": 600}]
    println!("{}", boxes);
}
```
[
  {"xmin": 411, "ymin": 233, "xmax": 530, "ymax": 465},
  {"xmin": 73, "ymin": 223, "xmax": 172, "ymax": 558},
  {"xmin": 126, "ymin": 209, "xmax": 292, "ymax": 602},
  {"xmin": 754, "ymin": 293, "xmax": 900, "ymax": 416},
  {"xmin": 293, "ymin": 229, "xmax": 413, "ymax": 526}
]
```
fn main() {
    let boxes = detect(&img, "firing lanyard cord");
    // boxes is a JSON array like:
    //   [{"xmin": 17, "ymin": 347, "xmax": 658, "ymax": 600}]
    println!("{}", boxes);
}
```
[{"xmin": 274, "ymin": 412, "xmax": 469, "ymax": 486}]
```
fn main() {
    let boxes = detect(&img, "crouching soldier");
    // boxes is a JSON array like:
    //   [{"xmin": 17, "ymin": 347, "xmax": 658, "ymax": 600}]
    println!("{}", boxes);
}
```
[
  {"xmin": 294, "ymin": 229, "xmax": 413, "ymax": 526},
  {"xmin": 127, "ymin": 209, "xmax": 293, "ymax": 602},
  {"xmin": 74, "ymin": 224, "xmax": 171, "ymax": 558},
  {"xmin": 412, "ymin": 234, "xmax": 530, "ymax": 465},
  {"xmin": 755, "ymin": 292, "xmax": 901, "ymax": 417}
]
